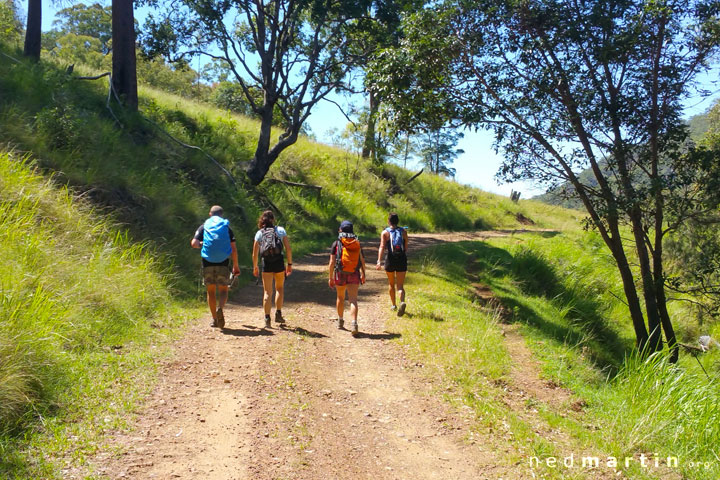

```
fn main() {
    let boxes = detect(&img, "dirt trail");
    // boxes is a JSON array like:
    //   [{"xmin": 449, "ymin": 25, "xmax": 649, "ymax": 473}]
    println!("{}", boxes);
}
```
[{"xmin": 89, "ymin": 230, "xmax": 568, "ymax": 480}]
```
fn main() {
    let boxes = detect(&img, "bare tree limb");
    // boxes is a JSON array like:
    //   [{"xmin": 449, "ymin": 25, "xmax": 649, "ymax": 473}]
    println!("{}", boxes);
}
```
[
  {"xmin": 142, "ymin": 116, "xmax": 238, "ymax": 186},
  {"xmin": 75, "ymin": 72, "xmax": 111, "ymax": 80}
]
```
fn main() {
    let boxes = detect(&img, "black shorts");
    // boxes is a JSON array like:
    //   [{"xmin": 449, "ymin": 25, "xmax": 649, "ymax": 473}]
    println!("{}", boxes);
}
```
[
  {"xmin": 262, "ymin": 254, "xmax": 285, "ymax": 273},
  {"xmin": 385, "ymin": 253, "xmax": 407, "ymax": 272}
]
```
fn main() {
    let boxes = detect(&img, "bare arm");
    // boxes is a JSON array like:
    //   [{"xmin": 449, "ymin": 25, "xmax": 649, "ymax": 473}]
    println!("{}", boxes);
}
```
[
  {"xmin": 403, "ymin": 229, "xmax": 409, "ymax": 252},
  {"xmin": 191, "ymin": 238, "xmax": 201, "ymax": 249},
  {"xmin": 230, "ymin": 242, "xmax": 240, "ymax": 274},
  {"xmin": 283, "ymin": 236, "xmax": 293, "ymax": 275},
  {"xmin": 252, "ymin": 240, "xmax": 260, "ymax": 276},
  {"xmin": 359, "ymin": 243, "xmax": 366, "ymax": 284},
  {"xmin": 328, "ymin": 253, "xmax": 336, "ymax": 288},
  {"xmin": 377, "ymin": 230, "xmax": 388, "ymax": 268}
]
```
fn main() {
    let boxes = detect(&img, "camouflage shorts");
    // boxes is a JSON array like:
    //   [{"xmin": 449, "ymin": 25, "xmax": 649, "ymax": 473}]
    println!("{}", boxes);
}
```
[{"xmin": 203, "ymin": 265, "xmax": 230, "ymax": 286}]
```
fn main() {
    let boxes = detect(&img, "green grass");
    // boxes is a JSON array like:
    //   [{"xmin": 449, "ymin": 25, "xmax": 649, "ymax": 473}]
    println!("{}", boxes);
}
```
[
  {"xmin": 12, "ymin": 38, "xmax": 713, "ymax": 480},
  {"xmin": 0, "ymin": 41, "xmax": 584, "ymax": 477},
  {"xmin": 0, "ymin": 43, "xmax": 581, "ymax": 287},
  {"xmin": 0, "ymin": 150, "xmax": 200, "ymax": 478},
  {"xmin": 390, "ymin": 232, "xmax": 720, "ymax": 479}
]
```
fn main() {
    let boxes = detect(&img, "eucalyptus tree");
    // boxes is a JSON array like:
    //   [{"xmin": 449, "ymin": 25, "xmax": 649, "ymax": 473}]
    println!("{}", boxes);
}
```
[
  {"xmin": 112, "ymin": 0, "xmax": 138, "ymax": 109},
  {"xmin": 419, "ymin": 128, "xmax": 463, "ymax": 177},
  {"xmin": 52, "ymin": 3, "xmax": 114, "ymax": 54},
  {"xmin": 370, "ymin": 0, "xmax": 720, "ymax": 361},
  {"xmin": 144, "ymin": 0, "xmax": 375, "ymax": 185},
  {"xmin": 23, "ymin": 0, "xmax": 41, "ymax": 60}
]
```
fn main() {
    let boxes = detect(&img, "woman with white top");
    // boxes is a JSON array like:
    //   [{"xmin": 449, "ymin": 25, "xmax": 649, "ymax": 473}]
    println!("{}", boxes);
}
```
[{"xmin": 252, "ymin": 210, "xmax": 292, "ymax": 328}]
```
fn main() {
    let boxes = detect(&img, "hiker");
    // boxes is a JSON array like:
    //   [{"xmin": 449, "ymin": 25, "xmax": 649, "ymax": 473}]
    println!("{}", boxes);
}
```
[
  {"xmin": 329, "ymin": 220, "xmax": 366, "ymax": 337},
  {"xmin": 252, "ymin": 210, "xmax": 293, "ymax": 328},
  {"xmin": 376, "ymin": 212, "xmax": 408, "ymax": 316},
  {"xmin": 191, "ymin": 205, "xmax": 240, "ymax": 329}
]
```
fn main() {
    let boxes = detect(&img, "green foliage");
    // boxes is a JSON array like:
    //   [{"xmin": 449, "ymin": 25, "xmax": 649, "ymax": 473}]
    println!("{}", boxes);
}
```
[
  {"xmin": 52, "ymin": 2, "xmax": 113, "ymax": 54},
  {"xmin": 418, "ymin": 127, "xmax": 463, "ymax": 177},
  {"xmin": 136, "ymin": 57, "xmax": 207, "ymax": 99},
  {"xmin": 34, "ymin": 104, "xmax": 83, "ymax": 150},
  {"xmin": 0, "ymin": 150, "xmax": 192, "ymax": 477},
  {"xmin": 0, "ymin": 0, "xmax": 21, "ymax": 44},
  {"xmin": 45, "ymin": 33, "xmax": 109, "ymax": 70},
  {"xmin": 210, "ymin": 81, "xmax": 255, "ymax": 116},
  {"xmin": 401, "ymin": 234, "xmax": 720, "ymax": 479}
]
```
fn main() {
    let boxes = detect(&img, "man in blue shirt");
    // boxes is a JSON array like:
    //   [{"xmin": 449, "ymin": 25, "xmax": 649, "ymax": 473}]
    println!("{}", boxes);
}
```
[{"xmin": 191, "ymin": 205, "xmax": 240, "ymax": 328}]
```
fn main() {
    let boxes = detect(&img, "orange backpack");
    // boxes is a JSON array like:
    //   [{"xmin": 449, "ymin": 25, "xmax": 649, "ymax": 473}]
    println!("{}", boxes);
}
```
[{"xmin": 336, "ymin": 234, "xmax": 361, "ymax": 273}]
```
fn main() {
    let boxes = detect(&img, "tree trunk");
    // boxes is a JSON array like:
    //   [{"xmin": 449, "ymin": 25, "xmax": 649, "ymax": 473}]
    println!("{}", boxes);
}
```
[
  {"xmin": 247, "ymin": 107, "xmax": 279, "ymax": 185},
  {"xmin": 361, "ymin": 90, "xmax": 379, "ymax": 160},
  {"xmin": 403, "ymin": 134, "xmax": 410, "ymax": 169},
  {"xmin": 653, "ymin": 209, "xmax": 679, "ymax": 362},
  {"xmin": 628, "ymin": 208, "xmax": 663, "ymax": 353},
  {"xmin": 23, "ymin": 0, "xmax": 41, "ymax": 61},
  {"xmin": 111, "ymin": 0, "xmax": 138, "ymax": 110},
  {"xmin": 606, "ymin": 228, "xmax": 651, "ymax": 352}
]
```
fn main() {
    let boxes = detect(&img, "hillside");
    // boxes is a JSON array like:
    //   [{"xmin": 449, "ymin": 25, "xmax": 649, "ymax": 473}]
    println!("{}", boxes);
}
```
[
  {"xmin": 533, "ymin": 103, "xmax": 718, "ymax": 207},
  {"xmin": 0, "ymin": 42, "xmax": 584, "ymax": 477},
  {"xmin": 0, "ymin": 45, "xmax": 577, "ymax": 290},
  {"xmin": 3, "ymin": 40, "xmax": 719, "ymax": 480}
]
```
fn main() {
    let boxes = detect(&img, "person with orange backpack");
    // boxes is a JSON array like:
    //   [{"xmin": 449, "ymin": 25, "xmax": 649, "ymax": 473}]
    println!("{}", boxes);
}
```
[
  {"xmin": 376, "ymin": 212, "xmax": 408, "ymax": 316},
  {"xmin": 328, "ymin": 220, "xmax": 366, "ymax": 337}
]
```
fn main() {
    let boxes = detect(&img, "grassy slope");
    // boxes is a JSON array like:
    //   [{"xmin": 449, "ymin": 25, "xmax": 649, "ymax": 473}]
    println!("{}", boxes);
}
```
[
  {"xmin": 0, "ymin": 44, "xmax": 580, "ymax": 477},
  {"xmin": 388, "ymin": 231, "xmax": 720, "ymax": 480},
  {"xmin": 11, "ymin": 40, "xmax": 715, "ymax": 480},
  {"xmin": 0, "ymin": 48, "xmax": 578, "ymax": 286},
  {"xmin": 0, "ymin": 150, "xmax": 199, "ymax": 478}
]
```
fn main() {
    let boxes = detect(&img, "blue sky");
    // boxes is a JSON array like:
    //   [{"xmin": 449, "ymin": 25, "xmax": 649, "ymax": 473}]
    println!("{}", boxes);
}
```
[{"xmin": 37, "ymin": 0, "xmax": 720, "ymax": 198}]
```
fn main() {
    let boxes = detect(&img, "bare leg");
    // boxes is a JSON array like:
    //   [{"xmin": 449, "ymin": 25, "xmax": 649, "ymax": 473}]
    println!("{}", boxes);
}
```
[
  {"xmin": 385, "ymin": 271, "xmax": 397, "ymax": 306},
  {"xmin": 217, "ymin": 284, "xmax": 229, "ymax": 309},
  {"xmin": 395, "ymin": 271, "xmax": 407, "ymax": 303},
  {"xmin": 274, "ymin": 272, "xmax": 286, "ymax": 310},
  {"xmin": 207, "ymin": 284, "xmax": 217, "ymax": 320},
  {"xmin": 346, "ymin": 284, "xmax": 360, "ymax": 323},
  {"xmin": 336, "ymin": 285, "xmax": 347, "ymax": 319},
  {"xmin": 261, "ymin": 272, "xmax": 274, "ymax": 315}
]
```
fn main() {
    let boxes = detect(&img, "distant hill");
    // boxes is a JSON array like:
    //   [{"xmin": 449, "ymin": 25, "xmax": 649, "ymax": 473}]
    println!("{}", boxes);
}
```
[{"xmin": 533, "ymin": 105, "xmax": 716, "ymax": 208}]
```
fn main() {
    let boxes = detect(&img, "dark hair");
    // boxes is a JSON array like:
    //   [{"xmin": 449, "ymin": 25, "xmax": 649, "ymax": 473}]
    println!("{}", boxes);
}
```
[
  {"xmin": 388, "ymin": 212, "xmax": 399, "ymax": 226},
  {"xmin": 210, "ymin": 205, "xmax": 224, "ymax": 216},
  {"xmin": 258, "ymin": 210, "xmax": 275, "ymax": 229}
]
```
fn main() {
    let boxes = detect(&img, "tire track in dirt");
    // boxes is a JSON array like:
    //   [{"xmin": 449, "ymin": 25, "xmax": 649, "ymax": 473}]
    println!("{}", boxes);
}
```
[{"xmin": 89, "ymin": 230, "xmax": 558, "ymax": 480}]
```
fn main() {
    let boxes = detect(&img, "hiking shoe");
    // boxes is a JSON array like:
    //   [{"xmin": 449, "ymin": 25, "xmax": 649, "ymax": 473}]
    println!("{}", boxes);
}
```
[
  {"xmin": 351, "ymin": 321, "xmax": 359, "ymax": 337},
  {"xmin": 275, "ymin": 311, "xmax": 286, "ymax": 324},
  {"xmin": 337, "ymin": 318, "xmax": 344, "ymax": 330},
  {"xmin": 390, "ymin": 305, "xmax": 398, "ymax": 312},
  {"xmin": 216, "ymin": 307, "xmax": 225, "ymax": 329},
  {"xmin": 397, "ymin": 302, "xmax": 407, "ymax": 317},
  {"xmin": 210, "ymin": 319, "xmax": 218, "ymax": 328},
  {"xmin": 264, "ymin": 316, "xmax": 272, "ymax": 329}
]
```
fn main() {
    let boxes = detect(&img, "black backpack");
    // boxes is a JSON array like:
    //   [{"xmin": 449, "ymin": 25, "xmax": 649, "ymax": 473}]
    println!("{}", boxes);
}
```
[{"xmin": 259, "ymin": 227, "xmax": 283, "ymax": 258}]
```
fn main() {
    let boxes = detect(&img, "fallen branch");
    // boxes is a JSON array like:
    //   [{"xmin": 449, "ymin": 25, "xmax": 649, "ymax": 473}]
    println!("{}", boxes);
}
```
[
  {"xmin": 388, "ymin": 168, "xmax": 424, "ymax": 195},
  {"xmin": 267, "ymin": 178, "xmax": 322, "ymax": 192},
  {"xmin": 75, "ymin": 72, "xmax": 111, "ymax": 81},
  {"xmin": 142, "ymin": 116, "xmax": 238, "ymax": 186},
  {"xmin": 404, "ymin": 168, "xmax": 424, "ymax": 185},
  {"xmin": 105, "ymin": 74, "xmax": 123, "ymax": 129},
  {"xmin": 1, "ymin": 52, "xmax": 21, "ymax": 64}
]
